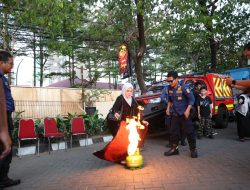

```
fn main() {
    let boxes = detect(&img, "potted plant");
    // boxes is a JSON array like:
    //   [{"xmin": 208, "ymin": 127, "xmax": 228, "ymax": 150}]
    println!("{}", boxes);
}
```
[{"xmin": 82, "ymin": 89, "xmax": 111, "ymax": 115}]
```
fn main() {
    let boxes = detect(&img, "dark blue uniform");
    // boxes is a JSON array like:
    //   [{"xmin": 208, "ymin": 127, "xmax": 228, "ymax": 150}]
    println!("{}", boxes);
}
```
[
  {"xmin": 2, "ymin": 75, "xmax": 15, "ymax": 112},
  {"xmin": 0, "ymin": 69, "xmax": 15, "ymax": 181},
  {"xmin": 160, "ymin": 85, "xmax": 169, "ymax": 105},
  {"xmin": 168, "ymin": 83, "xmax": 196, "ymax": 150}
]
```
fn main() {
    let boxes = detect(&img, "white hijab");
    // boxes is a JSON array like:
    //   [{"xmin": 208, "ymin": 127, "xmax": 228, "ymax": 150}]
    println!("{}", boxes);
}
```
[{"xmin": 122, "ymin": 83, "xmax": 134, "ymax": 107}]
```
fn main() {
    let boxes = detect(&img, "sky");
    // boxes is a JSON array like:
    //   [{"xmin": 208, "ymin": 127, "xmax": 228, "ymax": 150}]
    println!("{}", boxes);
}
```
[{"xmin": 14, "ymin": 56, "xmax": 34, "ymax": 86}]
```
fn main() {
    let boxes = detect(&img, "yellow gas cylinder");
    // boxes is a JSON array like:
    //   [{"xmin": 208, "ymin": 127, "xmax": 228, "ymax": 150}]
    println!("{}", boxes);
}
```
[{"xmin": 126, "ymin": 148, "xmax": 143, "ymax": 169}]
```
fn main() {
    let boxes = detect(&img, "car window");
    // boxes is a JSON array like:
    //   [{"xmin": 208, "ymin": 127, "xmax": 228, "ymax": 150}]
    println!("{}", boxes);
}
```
[
  {"xmin": 196, "ymin": 80, "xmax": 207, "ymax": 89},
  {"xmin": 185, "ymin": 80, "xmax": 194, "ymax": 89},
  {"xmin": 146, "ymin": 85, "xmax": 165, "ymax": 94}
]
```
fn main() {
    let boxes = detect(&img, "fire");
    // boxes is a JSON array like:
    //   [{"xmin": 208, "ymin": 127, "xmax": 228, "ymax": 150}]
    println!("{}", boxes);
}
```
[
  {"xmin": 126, "ymin": 118, "xmax": 141, "ymax": 155},
  {"xmin": 126, "ymin": 106, "xmax": 145, "ymax": 156}
]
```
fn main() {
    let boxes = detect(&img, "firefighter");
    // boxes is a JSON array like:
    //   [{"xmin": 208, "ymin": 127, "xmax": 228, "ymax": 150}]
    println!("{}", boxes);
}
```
[
  {"xmin": 164, "ymin": 71, "xmax": 198, "ymax": 158},
  {"xmin": 161, "ymin": 82, "xmax": 187, "ymax": 147},
  {"xmin": 0, "ymin": 70, "xmax": 12, "ymax": 161}
]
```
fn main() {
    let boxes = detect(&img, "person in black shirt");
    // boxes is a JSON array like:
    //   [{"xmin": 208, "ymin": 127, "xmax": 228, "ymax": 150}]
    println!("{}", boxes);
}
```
[
  {"xmin": 193, "ymin": 81, "xmax": 202, "ymax": 106},
  {"xmin": 197, "ymin": 86, "xmax": 214, "ymax": 139},
  {"xmin": 192, "ymin": 82, "xmax": 202, "ymax": 134}
]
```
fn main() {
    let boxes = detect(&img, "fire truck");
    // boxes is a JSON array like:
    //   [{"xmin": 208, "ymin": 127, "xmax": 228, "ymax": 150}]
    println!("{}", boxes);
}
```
[{"xmin": 136, "ymin": 73, "xmax": 235, "ymax": 129}]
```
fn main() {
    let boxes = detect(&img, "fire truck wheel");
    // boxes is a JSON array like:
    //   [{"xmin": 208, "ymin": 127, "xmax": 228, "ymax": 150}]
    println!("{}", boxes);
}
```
[{"xmin": 214, "ymin": 106, "xmax": 229, "ymax": 128}]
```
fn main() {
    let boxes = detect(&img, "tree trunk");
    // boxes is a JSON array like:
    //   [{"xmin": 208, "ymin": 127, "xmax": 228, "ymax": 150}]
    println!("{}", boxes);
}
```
[
  {"xmin": 33, "ymin": 32, "xmax": 36, "ymax": 87},
  {"xmin": 133, "ymin": 0, "xmax": 147, "ymax": 93},
  {"xmin": 198, "ymin": 0, "xmax": 219, "ymax": 72},
  {"xmin": 72, "ymin": 51, "xmax": 75, "ymax": 86},
  {"xmin": 39, "ymin": 36, "xmax": 44, "ymax": 87},
  {"xmin": 88, "ymin": 59, "xmax": 92, "ymax": 88},
  {"xmin": 69, "ymin": 56, "xmax": 72, "ymax": 86},
  {"xmin": 238, "ymin": 54, "xmax": 244, "ymax": 68},
  {"xmin": 108, "ymin": 60, "xmax": 111, "ymax": 89},
  {"xmin": 209, "ymin": 37, "xmax": 218, "ymax": 71}
]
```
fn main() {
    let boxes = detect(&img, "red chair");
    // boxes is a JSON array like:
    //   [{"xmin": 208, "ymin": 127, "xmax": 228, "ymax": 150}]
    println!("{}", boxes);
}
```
[
  {"xmin": 18, "ymin": 119, "xmax": 40, "ymax": 157},
  {"xmin": 70, "ymin": 117, "xmax": 88, "ymax": 148},
  {"xmin": 44, "ymin": 117, "xmax": 66, "ymax": 154}
]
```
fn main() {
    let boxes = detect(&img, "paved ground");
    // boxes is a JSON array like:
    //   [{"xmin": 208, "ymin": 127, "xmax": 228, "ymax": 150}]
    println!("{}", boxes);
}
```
[{"xmin": 7, "ymin": 122, "xmax": 250, "ymax": 190}]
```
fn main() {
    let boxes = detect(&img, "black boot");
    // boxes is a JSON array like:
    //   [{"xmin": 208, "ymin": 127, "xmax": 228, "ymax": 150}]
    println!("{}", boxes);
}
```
[
  {"xmin": 190, "ymin": 149, "xmax": 198, "ymax": 158},
  {"xmin": 164, "ymin": 146, "xmax": 179, "ymax": 156},
  {"xmin": 0, "ymin": 177, "xmax": 21, "ymax": 188}
]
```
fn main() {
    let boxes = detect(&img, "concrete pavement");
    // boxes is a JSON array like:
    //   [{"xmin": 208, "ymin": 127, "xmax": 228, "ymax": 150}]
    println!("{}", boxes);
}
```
[{"xmin": 7, "ymin": 122, "xmax": 250, "ymax": 190}]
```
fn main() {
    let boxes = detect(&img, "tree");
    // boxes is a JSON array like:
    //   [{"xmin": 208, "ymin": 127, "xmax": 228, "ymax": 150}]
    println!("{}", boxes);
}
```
[{"xmin": 163, "ymin": 0, "xmax": 250, "ymax": 72}]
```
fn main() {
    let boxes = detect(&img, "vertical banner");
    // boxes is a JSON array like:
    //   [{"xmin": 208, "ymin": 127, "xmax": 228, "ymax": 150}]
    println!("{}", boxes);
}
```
[{"xmin": 118, "ymin": 44, "xmax": 131, "ymax": 79}]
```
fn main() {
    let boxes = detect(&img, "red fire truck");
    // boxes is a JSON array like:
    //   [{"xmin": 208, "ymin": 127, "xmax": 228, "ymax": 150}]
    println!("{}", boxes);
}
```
[{"xmin": 136, "ymin": 73, "xmax": 235, "ymax": 129}]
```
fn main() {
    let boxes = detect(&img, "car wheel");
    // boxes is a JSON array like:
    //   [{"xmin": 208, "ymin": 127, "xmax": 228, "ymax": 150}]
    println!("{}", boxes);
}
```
[{"xmin": 214, "ymin": 105, "xmax": 229, "ymax": 128}]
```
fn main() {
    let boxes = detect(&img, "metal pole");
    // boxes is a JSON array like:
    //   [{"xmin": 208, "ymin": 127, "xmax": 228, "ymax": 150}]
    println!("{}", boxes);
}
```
[{"xmin": 15, "ymin": 59, "xmax": 23, "ymax": 86}]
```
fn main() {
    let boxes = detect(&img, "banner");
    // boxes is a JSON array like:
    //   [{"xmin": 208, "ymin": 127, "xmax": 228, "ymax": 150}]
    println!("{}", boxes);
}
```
[{"xmin": 118, "ymin": 44, "xmax": 131, "ymax": 79}]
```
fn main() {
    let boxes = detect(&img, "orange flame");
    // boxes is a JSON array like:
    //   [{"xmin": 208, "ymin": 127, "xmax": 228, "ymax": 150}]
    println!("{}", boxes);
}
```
[
  {"xmin": 126, "ymin": 118, "xmax": 141, "ymax": 156},
  {"xmin": 126, "ymin": 106, "xmax": 145, "ymax": 156}
]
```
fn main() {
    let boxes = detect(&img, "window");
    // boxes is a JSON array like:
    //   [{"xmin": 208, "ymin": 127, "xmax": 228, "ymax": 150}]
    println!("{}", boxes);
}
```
[
  {"xmin": 185, "ymin": 80, "xmax": 194, "ymax": 89},
  {"xmin": 196, "ymin": 80, "xmax": 207, "ymax": 89}
]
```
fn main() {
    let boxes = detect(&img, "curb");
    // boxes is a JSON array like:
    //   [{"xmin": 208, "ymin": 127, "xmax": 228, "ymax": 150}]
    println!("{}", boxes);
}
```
[
  {"xmin": 13, "ymin": 135, "xmax": 113, "ymax": 157},
  {"xmin": 13, "ymin": 130, "xmax": 168, "ymax": 157}
]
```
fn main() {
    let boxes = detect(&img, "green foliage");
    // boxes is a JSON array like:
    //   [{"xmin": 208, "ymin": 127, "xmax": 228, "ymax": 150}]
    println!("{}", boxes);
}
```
[
  {"xmin": 12, "ymin": 111, "xmax": 25, "ymax": 143},
  {"xmin": 1, "ymin": 0, "xmax": 250, "ymax": 87},
  {"xmin": 83, "ymin": 89, "xmax": 111, "ymax": 107},
  {"xmin": 34, "ymin": 119, "xmax": 44, "ymax": 137},
  {"xmin": 55, "ymin": 115, "xmax": 68, "ymax": 134},
  {"xmin": 81, "ymin": 111, "xmax": 106, "ymax": 136}
]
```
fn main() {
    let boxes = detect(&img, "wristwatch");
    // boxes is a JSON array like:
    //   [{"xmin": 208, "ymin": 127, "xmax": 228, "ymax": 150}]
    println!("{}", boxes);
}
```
[{"xmin": 232, "ymin": 80, "xmax": 237, "ymax": 85}]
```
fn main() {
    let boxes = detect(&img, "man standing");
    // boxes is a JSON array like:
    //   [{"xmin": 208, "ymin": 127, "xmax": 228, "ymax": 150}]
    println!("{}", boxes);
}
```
[
  {"xmin": 0, "ymin": 72, "xmax": 12, "ymax": 190},
  {"xmin": 193, "ymin": 81, "xmax": 201, "ymax": 105},
  {"xmin": 192, "ymin": 81, "xmax": 202, "ymax": 138},
  {"xmin": 0, "ymin": 50, "xmax": 21, "ymax": 188},
  {"xmin": 164, "ymin": 71, "xmax": 198, "ymax": 158},
  {"xmin": 0, "ymin": 70, "xmax": 12, "ymax": 161}
]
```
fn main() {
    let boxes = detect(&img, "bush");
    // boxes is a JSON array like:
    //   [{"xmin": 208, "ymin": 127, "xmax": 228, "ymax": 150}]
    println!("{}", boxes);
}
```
[{"xmin": 81, "ymin": 111, "xmax": 106, "ymax": 136}]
